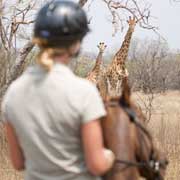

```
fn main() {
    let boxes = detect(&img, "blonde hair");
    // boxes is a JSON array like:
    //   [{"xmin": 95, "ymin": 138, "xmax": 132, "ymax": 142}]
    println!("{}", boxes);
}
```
[
  {"xmin": 33, "ymin": 38, "xmax": 67, "ymax": 72},
  {"xmin": 33, "ymin": 37, "xmax": 80, "ymax": 72},
  {"xmin": 36, "ymin": 50, "xmax": 53, "ymax": 71}
]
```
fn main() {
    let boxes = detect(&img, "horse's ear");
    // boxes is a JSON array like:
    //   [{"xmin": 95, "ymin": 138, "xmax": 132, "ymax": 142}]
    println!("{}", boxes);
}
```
[{"xmin": 119, "ymin": 77, "xmax": 131, "ymax": 107}]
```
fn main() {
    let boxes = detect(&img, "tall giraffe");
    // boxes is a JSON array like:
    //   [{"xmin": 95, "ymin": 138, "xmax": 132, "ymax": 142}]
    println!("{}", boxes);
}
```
[
  {"xmin": 103, "ymin": 16, "xmax": 137, "ymax": 97},
  {"xmin": 87, "ymin": 42, "xmax": 107, "ymax": 84}
]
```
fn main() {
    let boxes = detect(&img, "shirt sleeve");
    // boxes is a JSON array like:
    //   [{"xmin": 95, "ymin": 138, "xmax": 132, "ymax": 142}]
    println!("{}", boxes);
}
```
[
  {"xmin": 1, "ymin": 84, "xmax": 14, "ymax": 123},
  {"xmin": 1, "ymin": 92, "xmax": 10, "ymax": 123},
  {"xmin": 81, "ymin": 84, "xmax": 106, "ymax": 124}
]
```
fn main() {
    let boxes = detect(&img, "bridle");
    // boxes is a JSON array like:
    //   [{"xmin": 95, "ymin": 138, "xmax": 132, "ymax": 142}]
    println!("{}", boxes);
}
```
[{"xmin": 105, "ymin": 100, "xmax": 168, "ymax": 180}]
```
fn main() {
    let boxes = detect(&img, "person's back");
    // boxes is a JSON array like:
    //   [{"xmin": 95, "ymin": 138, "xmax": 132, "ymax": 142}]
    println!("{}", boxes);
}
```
[
  {"xmin": 2, "ymin": 1, "xmax": 115, "ymax": 180},
  {"xmin": 5, "ymin": 63, "xmax": 105, "ymax": 180}
]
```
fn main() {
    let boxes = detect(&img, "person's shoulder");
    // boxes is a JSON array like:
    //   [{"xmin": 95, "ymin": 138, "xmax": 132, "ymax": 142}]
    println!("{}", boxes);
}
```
[
  {"xmin": 1, "ymin": 67, "xmax": 33, "ymax": 122},
  {"xmin": 4, "ymin": 67, "xmax": 33, "ymax": 98},
  {"xmin": 2, "ymin": 78, "xmax": 21, "ymax": 113},
  {"xmin": 74, "ymin": 76, "xmax": 97, "ymax": 93},
  {"xmin": 4, "ymin": 77, "xmax": 23, "ymax": 100}
]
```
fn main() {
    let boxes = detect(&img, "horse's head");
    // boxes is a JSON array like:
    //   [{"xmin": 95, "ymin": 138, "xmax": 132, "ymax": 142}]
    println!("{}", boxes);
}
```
[{"xmin": 102, "ymin": 78, "xmax": 168, "ymax": 180}]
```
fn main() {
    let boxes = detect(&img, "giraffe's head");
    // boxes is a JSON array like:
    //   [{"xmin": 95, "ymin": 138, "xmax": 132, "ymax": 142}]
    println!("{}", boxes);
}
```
[
  {"xmin": 97, "ymin": 42, "xmax": 107, "ymax": 53},
  {"xmin": 127, "ymin": 16, "xmax": 137, "ymax": 30}
]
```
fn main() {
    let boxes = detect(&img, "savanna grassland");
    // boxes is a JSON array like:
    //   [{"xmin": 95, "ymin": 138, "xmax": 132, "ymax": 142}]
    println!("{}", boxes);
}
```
[
  {"xmin": 0, "ymin": 91, "xmax": 180, "ymax": 179},
  {"xmin": 133, "ymin": 91, "xmax": 180, "ymax": 180}
]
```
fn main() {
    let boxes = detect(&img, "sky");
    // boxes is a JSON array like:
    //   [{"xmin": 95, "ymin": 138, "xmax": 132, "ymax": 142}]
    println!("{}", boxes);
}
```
[
  {"xmin": 5, "ymin": 0, "xmax": 180, "ymax": 54},
  {"xmin": 75, "ymin": 0, "xmax": 180, "ymax": 54}
]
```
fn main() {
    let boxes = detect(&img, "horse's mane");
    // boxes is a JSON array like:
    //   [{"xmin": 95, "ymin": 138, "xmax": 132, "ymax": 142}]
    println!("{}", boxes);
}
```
[
  {"xmin": 119, "ymin": 77, "xmax": 131, "ymax": 108},
  {"xmin": 109, "ymin": 78, "xmax": 146, "ymax": 122}
]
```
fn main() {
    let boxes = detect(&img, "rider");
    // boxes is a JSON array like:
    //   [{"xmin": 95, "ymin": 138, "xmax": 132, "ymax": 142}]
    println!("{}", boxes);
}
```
[{"xmin": 2, "ymin": 1, "xmax": 115, "ymax": 180}]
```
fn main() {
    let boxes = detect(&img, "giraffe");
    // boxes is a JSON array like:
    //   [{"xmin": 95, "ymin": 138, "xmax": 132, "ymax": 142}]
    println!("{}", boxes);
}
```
[
  {"xmin": 102, "ymin": 16, "xmax": 137, "ymax": 97},
  {"xmin": 86, "ymin": 42, "xmax": 107, "ymax": 84}
]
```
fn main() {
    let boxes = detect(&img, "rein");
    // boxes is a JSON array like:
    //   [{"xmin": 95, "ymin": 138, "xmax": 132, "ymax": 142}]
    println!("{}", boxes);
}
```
[
  {"xmin": 105, "ymin": 100, "xmax": 167, "ymax": 179},
  {"xmin": 105, "ymin": 101, "xmax": 152, "ymax": 141}
]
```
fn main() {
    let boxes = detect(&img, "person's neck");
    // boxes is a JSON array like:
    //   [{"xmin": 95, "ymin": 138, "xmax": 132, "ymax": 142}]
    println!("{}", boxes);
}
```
[{"xmin": 54, "ymin": 54, "xmax": 70, "ymax": 65}]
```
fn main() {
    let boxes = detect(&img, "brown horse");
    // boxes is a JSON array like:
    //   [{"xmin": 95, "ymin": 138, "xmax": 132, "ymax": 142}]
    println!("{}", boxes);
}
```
[{"xmin": 101, "ymin": 79, "xmax": 168, "ymax": 180}]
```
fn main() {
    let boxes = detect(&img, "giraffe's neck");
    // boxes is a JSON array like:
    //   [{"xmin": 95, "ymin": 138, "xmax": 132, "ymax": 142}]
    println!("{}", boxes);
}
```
[
  {"xmin": 92, "ymin": 51, "xmax": 103, "ymax": 72},
  {"xmin": 113, "ymin": 26, "xmax": 135, "ymax": 66}
]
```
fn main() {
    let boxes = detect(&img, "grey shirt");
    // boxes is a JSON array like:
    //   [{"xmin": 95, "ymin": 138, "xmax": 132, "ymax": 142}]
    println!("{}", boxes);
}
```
[{"xmin": 1, "ymin": 63, "xmax": 106, "ymax": 180}]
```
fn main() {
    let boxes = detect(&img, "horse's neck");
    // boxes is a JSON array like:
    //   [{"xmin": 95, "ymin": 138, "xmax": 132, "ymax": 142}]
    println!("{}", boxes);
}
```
[{"xmin": 102, "ymin": 107, "xmax": 140, "ymax": 180}]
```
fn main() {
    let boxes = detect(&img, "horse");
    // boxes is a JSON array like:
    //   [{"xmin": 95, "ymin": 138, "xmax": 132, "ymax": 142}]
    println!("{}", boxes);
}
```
[{"xmin": 101, "ymin": 78, "xmax": 168, "ymax": 180}]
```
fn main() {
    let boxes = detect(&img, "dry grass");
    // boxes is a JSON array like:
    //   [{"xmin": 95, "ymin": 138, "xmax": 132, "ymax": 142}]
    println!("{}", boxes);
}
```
[
  {"xmin": 0, "ymin": 123, "xmax": 23, "ymax": 180},
  {"xmin": 133, "ymin": 91, "xmax": 180, "ymax": 180},
  {"xmin": 0, "ymin": 91, "xmax": 180, "ymax": 179}
]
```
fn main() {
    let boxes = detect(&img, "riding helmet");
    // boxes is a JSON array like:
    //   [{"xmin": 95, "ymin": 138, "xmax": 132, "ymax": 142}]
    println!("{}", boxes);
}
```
[{"xmin": 34, "ymin": 0, "xmax": 89, "ymax": 47}]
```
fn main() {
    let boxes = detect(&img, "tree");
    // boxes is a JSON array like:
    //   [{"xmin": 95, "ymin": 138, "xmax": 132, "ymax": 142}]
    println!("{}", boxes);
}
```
[
  {"xmin": 0, "ymin": 0, "xmax": 88, "ymax": 97},
  {"xmin": 0, "ymin": 0, "xmax": 156, "ymax": 107},
  {"xmin": 0, "ymin": 0, "xmax": 155, "ymax": 105},
  {"xmin": 102, "ymin": 0, "xmax": 156, "ymax": 35},
  {"xmin": 127, "ymin": 39, "xmax": 170, "ymax": 122}
]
